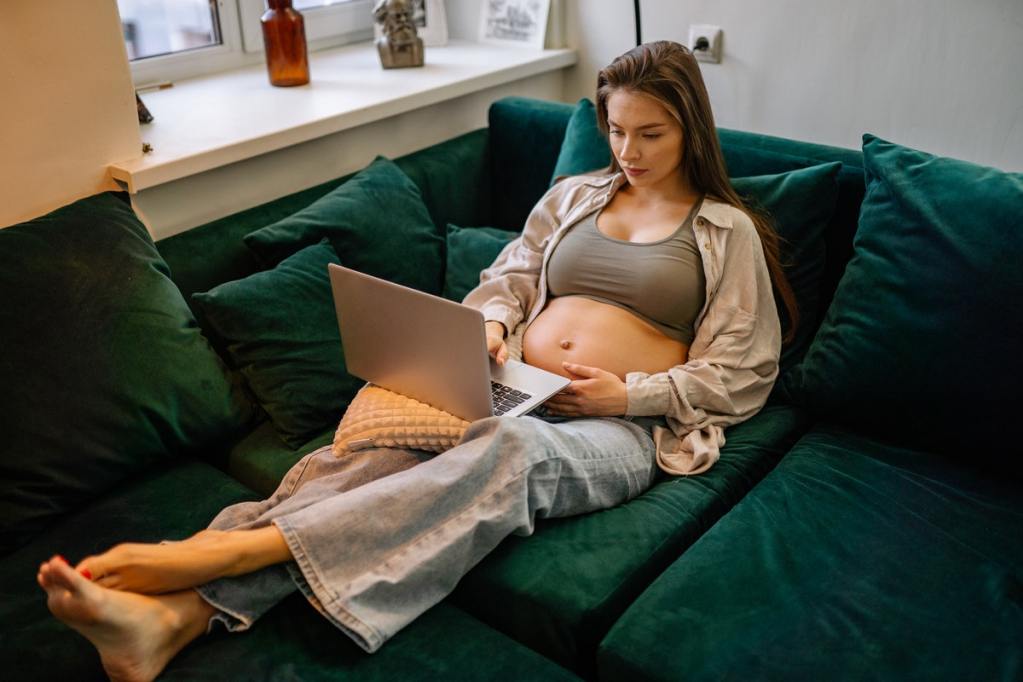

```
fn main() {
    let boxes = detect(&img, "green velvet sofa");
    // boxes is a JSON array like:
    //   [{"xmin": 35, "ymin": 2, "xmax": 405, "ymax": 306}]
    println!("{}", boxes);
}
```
[{"xmin": 1, "ymin": 96, "xmax": 1019, "ymax": 681}]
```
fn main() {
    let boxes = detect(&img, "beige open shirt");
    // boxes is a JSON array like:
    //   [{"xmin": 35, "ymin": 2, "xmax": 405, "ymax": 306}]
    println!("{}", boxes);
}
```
[{"xmin": 463, "ymin": 172, "xmax": 781, "ymax": 475}]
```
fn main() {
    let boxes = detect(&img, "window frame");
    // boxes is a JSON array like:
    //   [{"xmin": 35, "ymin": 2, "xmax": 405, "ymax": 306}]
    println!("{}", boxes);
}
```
[
  {"xmin": 237, "ymin": 0, "xmax": 374, "ymax": 54},
  {"xmin": 127, "ymin": 0, "xmax": 374, "ymax": 87}
]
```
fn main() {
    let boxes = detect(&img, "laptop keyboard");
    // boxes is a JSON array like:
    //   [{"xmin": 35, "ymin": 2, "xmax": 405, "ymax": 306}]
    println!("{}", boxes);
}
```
[{"xmin": 491, "ymin": 382, "xmax": 532, "ymax": 416}]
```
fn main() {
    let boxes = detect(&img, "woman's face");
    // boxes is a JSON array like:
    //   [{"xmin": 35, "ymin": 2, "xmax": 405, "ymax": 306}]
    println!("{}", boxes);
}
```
[{"xmin": 606, "ymin": 89, "xmax": 685, "ymax": 190}]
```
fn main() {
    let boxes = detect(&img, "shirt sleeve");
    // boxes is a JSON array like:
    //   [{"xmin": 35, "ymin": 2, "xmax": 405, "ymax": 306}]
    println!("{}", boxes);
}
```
[{"xmin": 461, "ymin": 180, "xmax": 576, "ymax": 331}]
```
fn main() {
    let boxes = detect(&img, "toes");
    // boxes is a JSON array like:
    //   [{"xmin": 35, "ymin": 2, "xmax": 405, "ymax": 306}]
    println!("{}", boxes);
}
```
[{"xmin": 46, "ymin": 556, "xmax": 86, "ymax": 593}]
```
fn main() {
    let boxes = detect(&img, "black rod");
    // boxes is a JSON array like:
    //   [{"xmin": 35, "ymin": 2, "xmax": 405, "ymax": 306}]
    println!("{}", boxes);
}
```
[{"xmin": 633, "ymin": 0, "xmax": 642, "ymax": 46}]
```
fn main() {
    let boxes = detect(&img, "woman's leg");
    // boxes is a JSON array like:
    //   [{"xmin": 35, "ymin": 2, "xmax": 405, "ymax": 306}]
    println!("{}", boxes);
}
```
[
  {"xmin": 37, "ymin": 556, "xmax": 213, "ymax": 682},
  {"xmin": 74, "ymin": 445, "xmax": 431, "ymax": 595},
  {"xmin": 267, "ymin": 415, "xmax": 658, "ymax": 653}
]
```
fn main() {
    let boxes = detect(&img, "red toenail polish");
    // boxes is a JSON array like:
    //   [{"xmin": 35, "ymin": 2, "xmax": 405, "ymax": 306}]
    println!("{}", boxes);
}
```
[
  {"xmin": 80, "ymin": 569, "xmax": 93, "ymax": 580},
  {"xmin": 56, "ymin": 555, "xmax": 68, "ymax": 565}
]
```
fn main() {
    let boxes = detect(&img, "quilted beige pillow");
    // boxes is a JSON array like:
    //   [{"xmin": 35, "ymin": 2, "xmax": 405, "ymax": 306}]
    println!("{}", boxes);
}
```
[{"xmin": 333, "ymin": 384, "xmax": 471, "ymax": 455}]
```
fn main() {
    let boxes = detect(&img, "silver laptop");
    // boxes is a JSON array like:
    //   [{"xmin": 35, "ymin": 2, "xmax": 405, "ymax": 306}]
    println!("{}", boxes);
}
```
[{"xmin": 328, "ymin": 264, "xmax": 570, "ymax": 421}]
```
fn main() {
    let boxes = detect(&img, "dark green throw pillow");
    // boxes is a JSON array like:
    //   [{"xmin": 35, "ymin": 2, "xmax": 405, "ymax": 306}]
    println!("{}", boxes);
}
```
[
  {"xmin": 442, "ymin": 225, "xmax": 519, "ymax": 302},
  {"xmin": 0, "ymin": 192, "xmax": 258, "ymax": 553},
  {"xmin": 550, "ymin": 98, "xmax": 610, "ymax": 184},
  {"xmin": 732, "ymin": 163, "xmax": 841, "ymax": 370},
  {"xmin": 783, "ymin": 135, "xmax": 1023, "ymax": 457},
  {"xmin": 192, "ymin": 241, "xmax": 363, "ymax": 448},
  {"xmin": 244, "ymin": 156, "xmax": 445, "ymax": 295}
]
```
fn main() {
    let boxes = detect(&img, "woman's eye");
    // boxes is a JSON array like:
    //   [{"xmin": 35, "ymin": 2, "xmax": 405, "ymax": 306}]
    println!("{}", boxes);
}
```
[
  {"xmin": 643, "ymin": 134, "xmax": 662, "ymax": 139},
  {"xmin": 609, "ymin": 130, "xmax": 623, "ymax": 137}
]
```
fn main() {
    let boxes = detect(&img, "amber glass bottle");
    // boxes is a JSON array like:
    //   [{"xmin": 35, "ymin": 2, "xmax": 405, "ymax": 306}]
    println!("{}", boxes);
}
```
[{"xmin": 261, "ymin": 0, "xmax": 310, "ymax": 87}]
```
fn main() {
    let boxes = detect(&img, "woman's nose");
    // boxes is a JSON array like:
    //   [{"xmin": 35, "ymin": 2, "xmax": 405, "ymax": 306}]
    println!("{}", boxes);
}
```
[{"xmin": 619, "ymin": 138, "xmax": 640, "ymax": 161}]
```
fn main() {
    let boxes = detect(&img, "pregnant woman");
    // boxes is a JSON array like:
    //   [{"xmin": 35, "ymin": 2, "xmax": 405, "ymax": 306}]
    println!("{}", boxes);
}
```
[{"xmin": 37, "ymin": 40, "xmax": 796, "ymax": 682}]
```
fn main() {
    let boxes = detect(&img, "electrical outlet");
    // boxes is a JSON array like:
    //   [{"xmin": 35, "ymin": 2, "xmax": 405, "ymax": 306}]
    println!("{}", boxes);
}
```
[{"xmin": 688, "ymin": 25, "xmax": 722, "ymax": 63}]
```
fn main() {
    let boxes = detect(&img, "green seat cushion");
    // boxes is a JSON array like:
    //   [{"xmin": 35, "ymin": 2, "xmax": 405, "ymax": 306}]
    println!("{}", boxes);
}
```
[
  {"xmin": 782, "ymin": 136, "xmax": 1023, "ymax": 459},
  {"xmin": 0, "ymin": 459, "xmax": 259, "ymax": 680},
  {"xmin": 442, "ymin": 224, "xmax": 519, "ymax": 302},
  {"xmin": 451, "ymin": 404, "xmax": 810, "ymax": 676},
  {"xmin": 192, "ymin": 241, "xmax": 362, "ymax": 448},
  {"xmin": 160, "ymin": 596, "xmax": 579, "ymax": 682},
  {"xmin": 0, "ymin": 192, "xmax": 257, "ymax": 554},
  {"xmin": 598, "ymin": 424, "xmax": 1023, "ymax": 681},
  {"xmin": 0, "ymin": 459, "xmax": 576, "ymax": 682},
  {"xmin": 244, "ymin": 156, "xmax": 445, "ymax": 295},
  {"xmin": 550, "ymin": 98, "xmax": 611, "ymax": 182},
  {"xmin": 227, "ymin": 419, "xmax": 335, "ymax": 497}
]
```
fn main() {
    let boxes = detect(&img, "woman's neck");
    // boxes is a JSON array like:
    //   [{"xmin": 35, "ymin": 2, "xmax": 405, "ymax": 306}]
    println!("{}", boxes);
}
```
[{"xmin": 619, "ymin": 172, "xmax": 700, "ymax": 207}]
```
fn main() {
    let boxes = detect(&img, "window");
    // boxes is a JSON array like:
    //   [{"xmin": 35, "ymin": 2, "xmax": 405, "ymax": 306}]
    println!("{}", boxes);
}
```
[
  {"xmin": 119, "ymin": 0, "xmax": 222, "ymax": 60},
  {"xmin": 119, "ymin": 0, "xmax": 373, "ymax": 86}
]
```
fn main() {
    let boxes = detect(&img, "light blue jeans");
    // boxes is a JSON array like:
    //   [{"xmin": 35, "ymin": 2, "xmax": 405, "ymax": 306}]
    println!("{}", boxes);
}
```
[{"xmin": 195, "ymin": 414, "xmax": 659, "ymax": 653}]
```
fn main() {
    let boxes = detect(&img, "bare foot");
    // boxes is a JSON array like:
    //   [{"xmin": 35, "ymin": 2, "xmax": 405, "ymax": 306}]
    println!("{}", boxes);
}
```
[
  {"xmin": 37, "ymin": 556, "xmax": 212, "ymax": 682},
  {"xmin": 76, "ymin": 530, "xmax": 239, "ymax": 594},
  {"xmin": 76, "ymin": 527, "xmax": 292, "ymax": 594}
]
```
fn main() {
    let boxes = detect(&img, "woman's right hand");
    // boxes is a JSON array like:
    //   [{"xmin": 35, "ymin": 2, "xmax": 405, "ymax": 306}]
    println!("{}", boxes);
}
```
[{"xmin": 485, "ymin": 321, "xmax": 509, "ymax": 366}]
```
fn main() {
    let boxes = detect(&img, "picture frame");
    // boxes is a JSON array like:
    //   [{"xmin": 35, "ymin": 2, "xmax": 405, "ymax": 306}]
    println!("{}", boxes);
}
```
[{"xmin": 478, "ymin": 0, "xmax": 551, "ymax": 49}]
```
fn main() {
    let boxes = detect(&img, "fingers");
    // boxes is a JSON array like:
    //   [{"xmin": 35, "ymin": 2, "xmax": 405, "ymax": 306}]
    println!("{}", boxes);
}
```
[{"xmin": 562, "ymin": 362, "xmax": 602, "ymax": 378}]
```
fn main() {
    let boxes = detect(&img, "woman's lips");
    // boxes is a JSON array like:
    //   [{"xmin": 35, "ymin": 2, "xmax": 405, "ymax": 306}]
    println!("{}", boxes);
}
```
[{"xmin": 623, "ymin": 167, "xmax": 647, "ymax": 177}]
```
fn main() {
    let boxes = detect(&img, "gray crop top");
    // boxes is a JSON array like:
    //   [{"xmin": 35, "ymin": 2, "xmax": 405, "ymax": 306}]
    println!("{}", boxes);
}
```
[{"xmin": 546, "ymin": 200, "xmax": 707, "ymax": 344}]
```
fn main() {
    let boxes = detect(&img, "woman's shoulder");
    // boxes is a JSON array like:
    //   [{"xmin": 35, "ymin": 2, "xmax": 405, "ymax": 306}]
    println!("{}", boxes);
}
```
[
  {"xmin": 534, "ymin": 171, "xmax": 621, "ymax": 215},
  {"xmin": 696, "ymin": 197, "xmax": 756, "ymax": 234},
  {"xmin": 549, "ymin": 171, "xmax": 618, "ymax": 194}
]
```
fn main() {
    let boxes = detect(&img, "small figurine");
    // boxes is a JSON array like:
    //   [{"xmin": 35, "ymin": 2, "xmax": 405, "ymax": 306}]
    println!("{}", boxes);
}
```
[{"xmin": 373, "ymin": 0, "xmax": 424, "ymax": 69}]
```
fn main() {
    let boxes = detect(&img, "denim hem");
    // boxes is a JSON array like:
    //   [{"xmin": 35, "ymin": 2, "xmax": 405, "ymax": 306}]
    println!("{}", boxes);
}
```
[
  {"xmin": 273, "ymin": 516, "xmax": 384, "ymax": 653},
  {"xmin": 194, "ymin": 584, "xmax": 255, "ymax": 634}
]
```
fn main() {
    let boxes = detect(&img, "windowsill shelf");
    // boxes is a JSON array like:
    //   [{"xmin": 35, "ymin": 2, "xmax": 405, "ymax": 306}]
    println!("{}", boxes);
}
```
[{"xmin": 110, "ymin": 40, "xmax": 576, "ymax": 192}]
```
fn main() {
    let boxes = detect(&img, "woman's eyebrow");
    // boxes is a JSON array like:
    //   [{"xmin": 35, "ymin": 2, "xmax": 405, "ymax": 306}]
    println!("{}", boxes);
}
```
[{"xmin": 607, "ymin": 120, "xmax": 667, "ymax": 130}]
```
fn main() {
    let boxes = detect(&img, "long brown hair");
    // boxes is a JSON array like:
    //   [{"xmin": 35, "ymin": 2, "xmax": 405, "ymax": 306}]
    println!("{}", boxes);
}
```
[{"xmin": 596, "ymin": 41, "xmax": 799, "ymax": 343}]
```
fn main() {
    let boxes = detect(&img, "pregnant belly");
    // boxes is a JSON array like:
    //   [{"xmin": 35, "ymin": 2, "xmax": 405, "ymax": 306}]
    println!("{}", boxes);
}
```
[{"xmin": 522, "ymin": 296, "xmax": 689, "ymax": 381}]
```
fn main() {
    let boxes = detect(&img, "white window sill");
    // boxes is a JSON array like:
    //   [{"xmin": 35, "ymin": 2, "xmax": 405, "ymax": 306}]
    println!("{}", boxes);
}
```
[{"xmin": 110, "ymin": 40, "xmax": 576, "ymax": 193}]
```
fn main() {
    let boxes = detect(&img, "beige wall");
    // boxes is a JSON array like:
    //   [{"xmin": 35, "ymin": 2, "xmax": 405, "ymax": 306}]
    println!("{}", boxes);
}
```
[
  {"xmin": 0, "ymin": 0, "xmax": 141, "ymax": 228},
  {"xmin": 562, "ymin": 0, "xmax": 1023, "ymax": 171}
]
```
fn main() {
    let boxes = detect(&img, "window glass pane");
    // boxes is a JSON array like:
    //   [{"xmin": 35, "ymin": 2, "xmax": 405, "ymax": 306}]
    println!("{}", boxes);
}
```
[
  {"xmin": 293, "ymin": 0, "xmax": 354, "ymax": 10},
  {"xmin": 118, "ymin": 0, "xmax": 221, "ymax": 61}
]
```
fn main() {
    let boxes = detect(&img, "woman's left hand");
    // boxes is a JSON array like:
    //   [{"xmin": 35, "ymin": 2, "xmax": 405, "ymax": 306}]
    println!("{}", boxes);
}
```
[{"xmin": 544, "ymin": 362, "xmax": 628, "ymax": 417}]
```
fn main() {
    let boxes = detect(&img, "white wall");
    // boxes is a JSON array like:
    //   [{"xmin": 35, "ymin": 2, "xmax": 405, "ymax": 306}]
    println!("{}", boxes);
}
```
[
  {"xmin": 0, "ymin": 0, "xmax": 141, "ymax": 228},
  {"xmin": 562, "ymin": 0, "xmax": 1023, "ymax": 171}
]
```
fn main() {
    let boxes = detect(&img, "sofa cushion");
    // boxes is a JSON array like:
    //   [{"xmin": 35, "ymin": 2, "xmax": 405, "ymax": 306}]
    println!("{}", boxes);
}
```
[
  {"xmin": 227, "ymin": 420, "xmax": 335, "ymax": 498},
  {"xmin": 451, "ymin": 404, "xmax": 810, "ymax": 676},
  {"xmin": 442, "ymin": 224, "xmax": 519, "ymax": 302},
  {"xmin": 0, "ymin": 459, "xmax": 259, "ymax": 680},
  {"xmin": 394, "ymin": 128, "xmax": 492, "ymax": 235},
  {"xmin": 192, "ymin": 241, "xmax": 362, "ymax": 448},
  {"xmin": 597, "ymin": 424, "xmax": 1023, "ymax": 681},
  {"xmin": 244, "ymin": 156, "xmax": 444, "ymax": 295},
  {"xmin": 782, "ymin": 135, "xmax": 1023, "ymax": 459},
  {"xmin": 731, "ymin": 164, "xmax": 840, "ymax": 370},
  {"xmin": 488, "ymin": 97, "xmax": 573, "ymax": 231},
  {"xmin": 1, "ymin": 460, "xmax": 578, "ymax": 682},
  {"xmin": 0, "ymin": 192, "xmax": 257, "ymax": 554},
  {"xmin": 550, "ymin": 98, "xmax": 610, "ymax": 182},
  {"xmin": 161, "ymin": 597, "xmax": 580, "ymax": 682}
]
